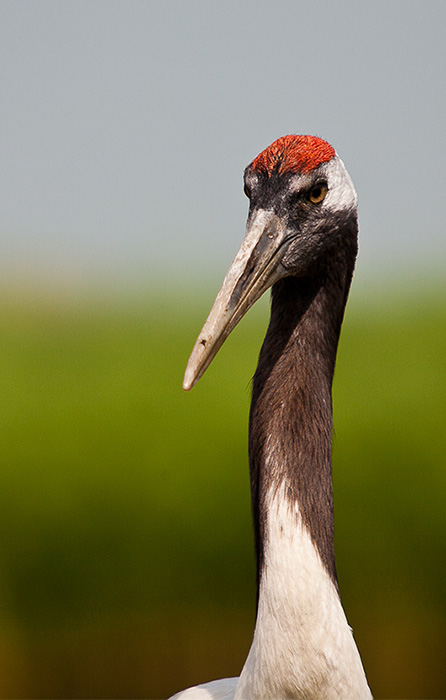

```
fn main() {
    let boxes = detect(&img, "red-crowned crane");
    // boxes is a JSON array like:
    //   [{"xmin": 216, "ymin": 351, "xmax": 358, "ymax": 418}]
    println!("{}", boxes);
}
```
[{"xmin": 170, "ymin": 136, "xmax": 372, "ymax": 700}]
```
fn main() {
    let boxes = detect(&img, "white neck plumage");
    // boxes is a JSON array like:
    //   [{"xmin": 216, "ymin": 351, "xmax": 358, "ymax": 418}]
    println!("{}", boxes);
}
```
[{"xmin": 234, "ymin": 483, "xmax": 371, "ymax": 700}]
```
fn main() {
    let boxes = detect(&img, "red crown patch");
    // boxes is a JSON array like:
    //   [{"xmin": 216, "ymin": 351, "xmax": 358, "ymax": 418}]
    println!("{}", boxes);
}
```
[{"xmin": 251, "ymin": 135, "xmax": 335, "ymax": 175}]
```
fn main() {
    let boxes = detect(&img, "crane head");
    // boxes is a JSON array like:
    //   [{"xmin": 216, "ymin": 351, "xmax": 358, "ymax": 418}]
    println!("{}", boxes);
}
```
[{"xmin": 183, "ymin": 135, "xmax": 357, "ymax": 390}]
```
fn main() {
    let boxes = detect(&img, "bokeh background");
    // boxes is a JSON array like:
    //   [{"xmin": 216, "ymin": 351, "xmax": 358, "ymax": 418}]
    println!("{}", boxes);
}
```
[{"xmin": 0, "ymin": 1, "xmax": 445, "ymax": 698}]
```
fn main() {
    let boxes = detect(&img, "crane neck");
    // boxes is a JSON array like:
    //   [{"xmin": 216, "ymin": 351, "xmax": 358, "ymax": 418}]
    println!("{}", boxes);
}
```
[
  {"xmin": 249, "ymin": 240, "xmax": 356, "ymax": 593},
  {"xmin": 233, "ymin": 237, "xmax": 372, "ymax": 700}
]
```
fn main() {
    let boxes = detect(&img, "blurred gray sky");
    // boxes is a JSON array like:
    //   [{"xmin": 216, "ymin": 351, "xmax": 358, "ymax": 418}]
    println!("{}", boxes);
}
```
[{"xmin": 1, "ymin": 0, "xmax": 445, "ymax": 290}]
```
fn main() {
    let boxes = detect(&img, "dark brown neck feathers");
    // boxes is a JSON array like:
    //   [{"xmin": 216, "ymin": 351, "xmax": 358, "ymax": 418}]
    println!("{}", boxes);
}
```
[{"xmin": 249, "ymin": 233, "xmax": 357, "ymax": 599}]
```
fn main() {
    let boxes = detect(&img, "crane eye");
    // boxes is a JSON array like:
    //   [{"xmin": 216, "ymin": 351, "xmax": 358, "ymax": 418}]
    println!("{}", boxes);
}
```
[
  {"xmin": 244, "ymin": 183, "xmax": 251, "ymax": 198},
  {"xmin": 307, "ymin": 182, "xmax": 328, "ymax": 204}
]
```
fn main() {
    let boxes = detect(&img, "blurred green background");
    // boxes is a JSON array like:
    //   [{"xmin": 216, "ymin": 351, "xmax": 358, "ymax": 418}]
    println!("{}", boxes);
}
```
[{"xmin": 0, "ymin": 280, "xmax": 444, "ymax": 699}]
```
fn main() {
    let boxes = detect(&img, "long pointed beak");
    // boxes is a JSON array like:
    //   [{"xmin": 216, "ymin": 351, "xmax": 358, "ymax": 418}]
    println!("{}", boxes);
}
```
[{"xmin": 183, "ymin": 210, "xmax": 291, "ymax": 390}]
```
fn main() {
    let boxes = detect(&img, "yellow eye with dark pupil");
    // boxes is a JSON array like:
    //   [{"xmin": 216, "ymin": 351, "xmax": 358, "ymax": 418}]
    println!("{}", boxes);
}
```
[{"xmin": 308, "ymin": 183, "xmax": 328, "ymax": 204}]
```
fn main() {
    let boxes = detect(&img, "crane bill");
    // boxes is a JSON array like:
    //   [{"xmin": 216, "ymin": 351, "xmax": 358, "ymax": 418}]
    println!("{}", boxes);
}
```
[{"xmin": 183, "ymin": 210, "xmax": 289, "ymax": 390}]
